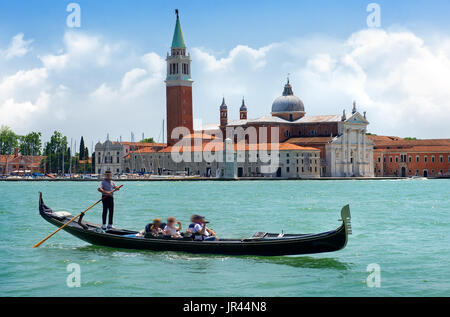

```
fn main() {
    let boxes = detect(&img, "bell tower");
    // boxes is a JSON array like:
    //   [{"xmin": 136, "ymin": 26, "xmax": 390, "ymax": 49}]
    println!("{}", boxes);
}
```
[
  {"xmin": 240, "ymin": 97, "xmax": 248, "ymax": 120},
  {"xmin": 166, "ymin": 10, "xmax": 193, "ymax": 146}
]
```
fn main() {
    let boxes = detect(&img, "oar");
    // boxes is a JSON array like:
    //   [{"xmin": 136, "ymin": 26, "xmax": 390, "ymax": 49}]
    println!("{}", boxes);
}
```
[{"xmin": 33, "ymin": 185, "xmax": 124, "ymax": 248}]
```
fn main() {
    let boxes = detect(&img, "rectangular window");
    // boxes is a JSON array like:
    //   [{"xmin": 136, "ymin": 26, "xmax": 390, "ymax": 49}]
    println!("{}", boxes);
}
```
[
  {"xmin": 395, "ymin": 157, "xmax": 399, "ymax": 163},
  {"xmin": 431, "ymin": 156, "xmax": 435, "ymax": 163},
  {"xmin": 424, "ymin": 156, "xmax": 428, "ymax": 163},
  {"xmin": 408, "ymin": 156, "xmax": 412, "ymax": 163},
  {"xmin": 416, "ymin": 156, "xmax": 420, "ymax": 163},
  {"xmin": 390, "ymin": 157, "xmax": 393, "ymax": 163},
  {"xmin": 440, "ymin": 156, "xmax": 443, "ymax": 163}
]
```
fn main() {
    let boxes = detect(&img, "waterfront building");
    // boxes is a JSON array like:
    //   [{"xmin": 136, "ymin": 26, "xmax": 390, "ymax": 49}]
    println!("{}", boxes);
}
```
[
  {"xmin": 126, "ymin": 132, "xmax": 321, "ymax": 178},
  {"xmin": 119, "ymin": 11, "xmax": 375, "ymax": 178},
  {"xmin": 0, "ymin": 148, "xmax": 45, "ymax": 175},
  {"xmin": 370, "ymin": 136, "xmax": 450, "ymax": 177},
  {"xmin": 94, "ymin": 140, "xmax": 163, "ymax": 174},
  {"xmin": 209, "ymin": 94, "xmax": 375, "ymax": 177}
]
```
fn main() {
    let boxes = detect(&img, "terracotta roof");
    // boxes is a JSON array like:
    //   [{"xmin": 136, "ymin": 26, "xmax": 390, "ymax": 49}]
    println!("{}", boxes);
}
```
[
  {"xmin": 286, "ymin": 137, "xmax": 332, "ymax": 145},
  {"xmin": 156, "ymin": 142, "xmax": 319, "ymax": 153},
  {"xmin": 0, "ymin": 155, "xmax": 45, "ymax": 166},
  {"xmin": 295, "ymin": 115, "xmax": 342, "ymax": 123},
  {"xmin": 0, "ymin": 155, "xmax": 14, "ymax": 163},
  {"xmin": 79, "ymin": 158, "xmax": 92, "ymax": 164},
  {"xmin": 369, "ymin": 135, "xmax": 450, "ymax": 148},
  {"xmin": 121, "ymin": 142, "xmax": 166, "ymax": 147},
  {"xmin": 182, "ymin": 133, "xmax": 219, "ymax": 140},
  {"xmin": 133, "ymin": 147, "xmax": 159, "ymax": 154}
]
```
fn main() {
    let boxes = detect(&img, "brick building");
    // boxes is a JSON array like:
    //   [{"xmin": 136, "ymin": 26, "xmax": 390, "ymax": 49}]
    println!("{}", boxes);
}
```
[
  {"xmin": 370, "ymin": 136, "xmax": 450, "ymax": 177},
  {"xmin": 0, "ymin": 148, "xmax": 45, "ymax": 175}
]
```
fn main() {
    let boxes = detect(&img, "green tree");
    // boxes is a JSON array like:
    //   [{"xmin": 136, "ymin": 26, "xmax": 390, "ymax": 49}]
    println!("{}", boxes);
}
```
[
  {"xmin": 19, "ymin": 132, "xmax": 42, "ymax": 156},
  {"xmin": 0, "ymin": 125, "xmax": 19, "ymax": 154},
  {"xmin": 92, "ymin": 152, "xmax": 96, "ymax": 173},
  {"xmin": 140, "ymin": 137, "xmax": 155, "ymax": 143},
  {"xmin": 43, "ymin": 131, "xmax": 68, "ymax": 174},
  {"xmin": 79, "ymin": 136, "xmax": 85, "ymax": 160}
]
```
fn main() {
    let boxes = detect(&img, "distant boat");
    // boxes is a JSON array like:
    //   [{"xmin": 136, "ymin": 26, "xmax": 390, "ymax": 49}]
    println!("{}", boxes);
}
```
[{"xmin": 38, "ymin": 193, "xmax": 352, "ymax": 256}]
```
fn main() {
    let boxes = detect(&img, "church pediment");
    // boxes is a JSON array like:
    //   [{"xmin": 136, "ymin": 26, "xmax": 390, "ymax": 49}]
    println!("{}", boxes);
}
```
[{"xmin": 345, "ymin": 112, "xmax": 369, "ymax": 125}]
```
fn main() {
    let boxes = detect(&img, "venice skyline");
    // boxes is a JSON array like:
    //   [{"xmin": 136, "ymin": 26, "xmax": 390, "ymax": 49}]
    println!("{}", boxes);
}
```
[{"xmin": 1, "ymin": 0, "xmax": 450, "ymax": 149}]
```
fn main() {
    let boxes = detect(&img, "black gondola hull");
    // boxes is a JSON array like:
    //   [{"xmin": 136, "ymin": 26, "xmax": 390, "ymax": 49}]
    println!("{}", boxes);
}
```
[{"xmin": 38, "ymin": 194, "xmax": 351, "ymax": 256}]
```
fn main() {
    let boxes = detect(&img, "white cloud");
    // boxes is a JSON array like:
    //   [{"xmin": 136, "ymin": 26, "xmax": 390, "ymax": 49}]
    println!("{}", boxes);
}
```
[
  {"xmin": 1, "ymin": 28, "xmax": 449, "ymax": 144},
  {"xmin": 40, "ymin": 32, "xmax": 118, "ymax": 70},
  {"xmin": 1, "ymin": 33, "xmax": 33, "ymax": 59},
  {"xmin": 296, "ymin": 29, "xmax": 450, "ymax": 138},
  {"xmin": 0, "ymin": 92, "xmax": 50, "ymax": 126}
]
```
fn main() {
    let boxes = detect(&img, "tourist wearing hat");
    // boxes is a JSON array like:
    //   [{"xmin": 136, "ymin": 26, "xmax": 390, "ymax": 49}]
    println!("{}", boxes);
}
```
[
  {"xmin": 97, "ymin": 170, "xmax": 120, "ymax": 230},
  {"xmin": 188, "ymin": 214, "xmax": 218, "ymax": 241}
]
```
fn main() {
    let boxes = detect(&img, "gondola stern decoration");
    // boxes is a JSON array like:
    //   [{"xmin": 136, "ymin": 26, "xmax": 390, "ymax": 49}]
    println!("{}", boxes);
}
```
[{"xmin": 339, "ymin": 204, "xmax": 352, "ymax": 235}]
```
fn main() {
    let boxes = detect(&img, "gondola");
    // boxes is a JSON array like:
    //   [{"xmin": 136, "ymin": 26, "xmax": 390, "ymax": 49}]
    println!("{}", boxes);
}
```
[{"xmin": 38, "ymin": 193, "xmax": 352, "ymax": 256}]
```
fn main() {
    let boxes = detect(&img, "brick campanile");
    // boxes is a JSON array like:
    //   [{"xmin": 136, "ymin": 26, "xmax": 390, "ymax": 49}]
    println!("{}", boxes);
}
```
[{"xmin": 165, "ymin": 10, "xmax": 193, "ymax": 146}]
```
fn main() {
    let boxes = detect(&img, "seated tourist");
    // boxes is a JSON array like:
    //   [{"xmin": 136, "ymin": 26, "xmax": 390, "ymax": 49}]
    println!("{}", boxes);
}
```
[
  {"xmin": 146, "ymin": 218, "xmax": 164, "ymax": 236},
  {"xmin": 189, "ymin": 214, "xmax": 218, "ymax": 241},
  {"xmin": 164, "ymin": 217, "xmax": 182, "ymax": 238}
]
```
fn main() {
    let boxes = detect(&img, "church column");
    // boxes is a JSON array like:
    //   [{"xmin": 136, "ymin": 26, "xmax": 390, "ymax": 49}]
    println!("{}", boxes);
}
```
[
  {"xmin": 342, "ymin": 130, "xmax": 346, "ymax": 176},
  {"xmin": 347, "ymin": 128, "xmax": 351, "ymax": 176},
  {"xmin": 356, "ymin": 129, "xmax": 361, "ymax": 176},
  {"xmin": 362, "ymin": 128, "xmax": 367, "ymax": 175}
]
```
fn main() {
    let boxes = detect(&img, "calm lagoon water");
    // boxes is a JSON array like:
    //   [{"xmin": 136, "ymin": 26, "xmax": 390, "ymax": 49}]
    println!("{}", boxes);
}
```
[{"xmin": 0, "ymin": 180, "xmax": 449, "ymax": 297}]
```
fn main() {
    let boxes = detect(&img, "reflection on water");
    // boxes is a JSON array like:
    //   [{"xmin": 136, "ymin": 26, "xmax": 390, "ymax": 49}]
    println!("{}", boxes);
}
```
[
  {"xmin": 76, "ymin": 245, "xmax": 350, "ymax": 270},
  {"xmin": 247, "ymin": 255, "xmax": 351, "ymax": 270}
]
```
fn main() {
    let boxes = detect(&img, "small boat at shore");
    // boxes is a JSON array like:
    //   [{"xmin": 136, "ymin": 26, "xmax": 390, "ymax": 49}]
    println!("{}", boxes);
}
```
[{"xmin": 38, "ymin": 193, "xmax": 352, "ymax": 256}]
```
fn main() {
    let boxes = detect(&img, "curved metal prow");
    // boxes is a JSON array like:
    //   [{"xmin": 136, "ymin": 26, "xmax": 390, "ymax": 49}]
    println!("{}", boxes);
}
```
[
  {"xmin": 340, "ymin": 205, "xmax": 352, "ymax": 235},
  {"xmin": 39, "ymin": 192, "xmax": 44, "ymax": 211}
]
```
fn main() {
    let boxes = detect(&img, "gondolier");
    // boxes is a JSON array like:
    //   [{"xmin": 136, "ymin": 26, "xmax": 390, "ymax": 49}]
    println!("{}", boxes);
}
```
[{"xmin": 98, "ymin": 171, "xmax": 120, "ymax": 230}]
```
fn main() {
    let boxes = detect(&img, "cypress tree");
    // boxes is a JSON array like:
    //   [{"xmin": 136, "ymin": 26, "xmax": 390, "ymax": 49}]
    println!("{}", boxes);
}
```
[{"xmin": 79, "ymin": 137, "xmax": 85, "ymax": 160}]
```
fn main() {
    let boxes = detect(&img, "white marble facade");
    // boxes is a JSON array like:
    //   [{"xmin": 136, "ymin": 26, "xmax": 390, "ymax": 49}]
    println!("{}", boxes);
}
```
[{"xmin": 325, "ymin": 112, "xmax": 374, "ymax": 177}]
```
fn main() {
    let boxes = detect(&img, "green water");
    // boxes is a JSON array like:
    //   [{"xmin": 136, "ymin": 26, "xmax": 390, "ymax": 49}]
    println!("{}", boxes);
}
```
[{"xmin": 0, "ymin": 180, "xmax": 449, "ymax": 297}]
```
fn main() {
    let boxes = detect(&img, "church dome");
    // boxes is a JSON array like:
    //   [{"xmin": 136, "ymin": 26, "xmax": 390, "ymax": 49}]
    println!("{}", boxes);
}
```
[{"xmin": 271, "ymin": 80, "xmax": 305, "ymax": 113}]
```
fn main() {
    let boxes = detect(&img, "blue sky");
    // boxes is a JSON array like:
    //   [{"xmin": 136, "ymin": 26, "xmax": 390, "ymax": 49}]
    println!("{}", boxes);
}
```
[
  {"xmin": 1, "ymin": 0, "xmax": 450, "ymax": 146},
  {"xmin": 2, "ymin": 0, "xmax": 450, "ymax": 55}
]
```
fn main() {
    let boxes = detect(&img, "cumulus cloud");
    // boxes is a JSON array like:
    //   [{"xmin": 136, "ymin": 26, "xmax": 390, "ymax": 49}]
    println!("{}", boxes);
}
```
[
  {"xmin": 1, "ymin": 33, "xmax": 33, "ymax": 59},
  {"xmin": 40, "ymin": 31, "xmax": 118, "ymax": 70},
  {"xmin": 296, "ymin": 29, "xmax": 450, "ymax": 138},
  {"xmin": 1, "ymin": 27, "xmax": 449, "ymax": 144}
]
